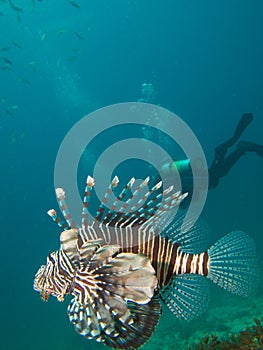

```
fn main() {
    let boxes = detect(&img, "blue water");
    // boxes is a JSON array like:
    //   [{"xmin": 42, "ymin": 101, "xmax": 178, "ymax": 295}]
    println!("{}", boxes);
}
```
[{"xmin": 1, "ymin": 1, "xmax": 262, "ymax": 349}]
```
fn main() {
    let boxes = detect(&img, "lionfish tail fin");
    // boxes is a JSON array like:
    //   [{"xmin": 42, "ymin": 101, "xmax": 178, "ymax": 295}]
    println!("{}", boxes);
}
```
[{"xmin": 207, "ymin": 230, "xmax": 259, "ymax": 297}]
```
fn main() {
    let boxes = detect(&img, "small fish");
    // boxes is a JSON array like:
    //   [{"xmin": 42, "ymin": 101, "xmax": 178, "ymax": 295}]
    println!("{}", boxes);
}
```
[
  {"xmin": 56, "ymin": 58, "xmax": 62, "ymax": 67},
  {"xmin": 74, "ymin": 31, "xmax": 84, "ymax": 40},
  {"xmin": 16, "ymin": 12, "xmax": 21, "ymax": 23},
  {"xmin": 9, "ymin": 104, "xmax": 18, "ymax": 110},
  {"xmin": 1, "ymin": 47, "xmax": 9, "ymax": 52},
  {"xmin": 65, "ymin": 56, "xmax": 78, "ymax": 62},
  {"xmin": 57, "ymin": 28, "xmax": 68, "ymax": 34},
  {"xmin": 28, "ymin": 61, "xmax": 37, "ymax": 72},
  {"xmin": 0, "ymin": 65, "xmax": 13, "ymax": 71},
  {"xmin": 3, "ymin": 105, "xmax": 18, "ymax": 116},
  {"xmin": 12, "ymin": 41, "xmax": 22, "ymax": 50},
  {"xmin": 7, "ymin": 0, "xmax": 23, "ymax": 13},
  {"xmin": 69, "ymin": 0, "xmax": 80, "ymax": 8},
  {"xmin": 11, "ymin": 131, "xmax": 17, "ymax": 143},
  {"xmin": 10, "ymin": 131, "xmax": 24, "ymax": 143},
  {"xmin": 34, "ymin": 176, "xmax": 258, "ymax": 349},
  {"xmin": 5, "ymin": 108, "xmax": 13, "ymax": 116},
  {"xmin": 40, "ymin": 32, "xmax": 47, "ymax": 41},
  {"xmin": 19, "ymin": 77, "xmax": 31, "ymax": 86},
  {"xmin": 0, "ymin": 56, "xmax": 12, "ymax": 66}
]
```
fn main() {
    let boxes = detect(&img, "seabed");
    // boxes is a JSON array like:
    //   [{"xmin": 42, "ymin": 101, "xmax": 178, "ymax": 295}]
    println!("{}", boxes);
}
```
[{"xmin": 143, "ymin": 292, "xmax": 263, "ymax": 349}]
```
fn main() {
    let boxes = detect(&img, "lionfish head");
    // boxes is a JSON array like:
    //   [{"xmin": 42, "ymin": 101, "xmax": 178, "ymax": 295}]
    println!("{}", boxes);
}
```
[
  {"xmin": 33, "ymin": 251, "xmax": 70, "ymax": 302},
  {"xmin": 33, "ymin": 264, "xmax": 50, "ymax": 301}
]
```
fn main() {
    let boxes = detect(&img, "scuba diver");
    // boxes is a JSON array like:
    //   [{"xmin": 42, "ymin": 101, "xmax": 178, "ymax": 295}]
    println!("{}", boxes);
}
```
[
  {"xmin": 208, "ymin": 113, "xmax": 262, "ymax": 189},
  {"xmin": 159, "ymin": 113, "xmax": 263, "ymax": 193}
]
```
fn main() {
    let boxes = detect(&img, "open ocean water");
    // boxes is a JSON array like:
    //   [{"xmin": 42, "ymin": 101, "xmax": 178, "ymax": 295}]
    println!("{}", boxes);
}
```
[{"xmin": 0, "ymin": 1, "xmax": 262, "ymax": 349}]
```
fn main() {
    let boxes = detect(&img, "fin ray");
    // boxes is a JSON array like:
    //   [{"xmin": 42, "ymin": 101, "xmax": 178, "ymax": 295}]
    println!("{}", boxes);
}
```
[
  {"xmin": 207, "ymin": 230, "xmax": 259, "ymax": 296},
  {"xmin": 160, "ymin": 274, "xmax": 210, "ymax": 321}
]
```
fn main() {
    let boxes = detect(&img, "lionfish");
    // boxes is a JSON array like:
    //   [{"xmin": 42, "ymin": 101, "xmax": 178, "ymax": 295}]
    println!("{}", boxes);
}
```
[{"xmin": 34, "ymin": 175, "xmax": 258, "ymax": 349}]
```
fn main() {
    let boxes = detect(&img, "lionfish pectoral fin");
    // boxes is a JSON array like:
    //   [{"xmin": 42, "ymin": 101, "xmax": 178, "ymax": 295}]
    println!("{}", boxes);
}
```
[
  {"xmin": 87, "ymin": 244, "xmax": 120, "ymax": 271},
  {"xmin": 95, "ymin": 253, "xmax": 158, "ymax": 304},
  {"xmin": 207, "ymin": 230, "xmax": 259, "ymax": 297},
  {"xmin": 78, "ymin": 239, "xmax": 104, "ymax": 266},
  {"xmin": 104, "ymin": 294, "xmax": 162, "ymax": 349},
  {"xmin": 67, "ymin": 294, "xmax": 161, "ymax": 349},
  {"xmin": 67, "ymin": 296, "xmax": 124, "ymax": 341},
  {"xmin": 160, "ymin": 274, "xmax": 210, "ymax": 321}
]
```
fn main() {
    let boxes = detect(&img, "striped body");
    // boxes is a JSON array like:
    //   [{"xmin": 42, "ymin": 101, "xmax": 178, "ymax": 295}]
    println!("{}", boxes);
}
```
[{"xmin": 79, "ymin": 224, "xmax": 209, "ymax": 289}]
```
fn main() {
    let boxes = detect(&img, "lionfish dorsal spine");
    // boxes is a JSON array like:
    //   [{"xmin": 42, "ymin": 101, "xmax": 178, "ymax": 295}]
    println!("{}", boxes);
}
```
[
  {"xmin": 81, "ymin": 175, "xmax": 95, "ymax": 228},
  {"xmin": 109, "ymin": 177, "xmax": 135, "ymax": 212},
  {"xmin": 47, "ymin": 209, "xmax": 69, "ymax": 230},
  {"xmin": 55, "ymin": 188, "xmax": 77, "ymax": 229},
  {"xmin": 94, "ymin": 176, "xmax": 120, "ymax": 223}
]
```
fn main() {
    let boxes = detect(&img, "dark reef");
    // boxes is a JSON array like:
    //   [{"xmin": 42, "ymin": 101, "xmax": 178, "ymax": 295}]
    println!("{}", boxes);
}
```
[{"xmin": 188, "ymin": 317, "xmax": 263, "ymax": 350}]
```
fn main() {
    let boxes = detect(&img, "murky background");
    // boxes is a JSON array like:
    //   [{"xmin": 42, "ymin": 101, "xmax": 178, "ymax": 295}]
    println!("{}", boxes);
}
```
[{"xmin": 1, "ymin": 1, "xmax": 262, "ymax": 349}]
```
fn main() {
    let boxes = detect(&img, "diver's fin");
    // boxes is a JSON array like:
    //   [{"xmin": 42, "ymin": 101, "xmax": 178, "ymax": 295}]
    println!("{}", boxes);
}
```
[
  {"xmin": 237, "ymin": 140, "xmax": 263, "ymax": 158},
  {"xmin": 233, "ymin": 113, "xmax": 253, "ymax": 142},
  {"xmin": 160, "ymin": 274, "xmax": 210, "ymax": 321},
  {"xmin": 207, "ymin": 230, "xmax": 258, "ymax": 296},
  {"xmin": 214, "ymin": 113, "xmax": 254, "ymax": 154}
]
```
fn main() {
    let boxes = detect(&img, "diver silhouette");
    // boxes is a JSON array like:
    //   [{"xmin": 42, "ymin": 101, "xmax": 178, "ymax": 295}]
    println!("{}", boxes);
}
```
[
  {"xmin": 208, "ymin": 113, "xmax": 263, "ymax": 189},
  {"xmin": 159, "ymin": 113, "xmax": 263, "ymax": 192}
]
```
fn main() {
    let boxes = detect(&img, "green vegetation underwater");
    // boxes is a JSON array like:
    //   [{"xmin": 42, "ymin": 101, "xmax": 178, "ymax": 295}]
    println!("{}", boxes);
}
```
[{"xmin": 1, "ymin": 1, "xmax": 263, "ymax": 350}]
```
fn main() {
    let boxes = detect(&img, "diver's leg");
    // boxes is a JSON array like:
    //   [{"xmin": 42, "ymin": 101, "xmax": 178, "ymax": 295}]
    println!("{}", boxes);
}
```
[
  {"xmin": 209, "ymin": 113, "xmax": 254, "ymax": 188},
  {"xmin": 209, "ymin": 138, "xmax": 263, "ymax": 189},
  {"xmin": 210, "ymin": 139, "xmax": 263, "ymax": 180},
  {"xmin": 237, "ymin": 140, "xmax": 263, "ymax": 158},
  {"xmin": 212, "ymin": 113, "xmax": 254, "ymax": 166},
  {"xmin": 209, "ymin": 148, "xmax": 244, "ymax": 188},
  {"xmin": 214, "ymin": 148, "xmax": 246, "ymax": 178}
]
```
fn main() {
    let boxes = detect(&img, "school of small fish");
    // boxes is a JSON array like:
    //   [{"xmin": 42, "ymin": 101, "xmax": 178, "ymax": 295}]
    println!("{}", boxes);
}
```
[{"xmin": 0, "ymin": 0, "xmax": 82, "ymax": 127}]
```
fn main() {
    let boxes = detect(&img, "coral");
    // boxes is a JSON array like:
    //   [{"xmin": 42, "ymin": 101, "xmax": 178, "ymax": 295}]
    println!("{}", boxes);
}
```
[{"xmin": 188, "ymin": 317, "xmax": 263, "ymax": 350}]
